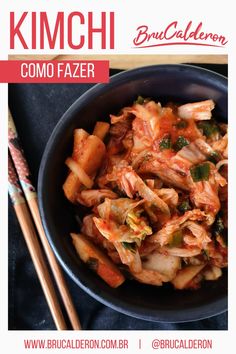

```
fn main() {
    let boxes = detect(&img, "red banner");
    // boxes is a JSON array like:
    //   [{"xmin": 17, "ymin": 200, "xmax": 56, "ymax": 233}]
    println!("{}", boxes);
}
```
[{"xmin": 0, "ymin": 60, "xmax": 109, "ymax": 83}]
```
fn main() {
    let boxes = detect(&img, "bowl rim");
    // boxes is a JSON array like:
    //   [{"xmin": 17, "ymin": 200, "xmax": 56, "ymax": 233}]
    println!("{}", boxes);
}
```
[{"xmin": 38, "ymin": 63, "xmax": 228, "ymax": 323}]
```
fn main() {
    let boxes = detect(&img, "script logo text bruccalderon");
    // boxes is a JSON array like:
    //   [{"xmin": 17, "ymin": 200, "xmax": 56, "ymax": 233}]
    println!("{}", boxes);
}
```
[{"xmin": 133, "ymin": 21, "xmax": 228, "ymax": 48}]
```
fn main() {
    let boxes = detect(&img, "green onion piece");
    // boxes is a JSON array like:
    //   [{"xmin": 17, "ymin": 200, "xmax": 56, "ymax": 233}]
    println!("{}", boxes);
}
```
[
  {"xmin": 159, "ymin": 135, "xmax": 172, "ymax": 150},
  {"xmin": 177, "ymin": 200, "xmax": 192, "ymax": 213},
  {"xmin": 122, "ymin": 242, "xmax": 136, "ymax": 253},
  {"xmin": 169, "ymin": 230, "xmax": 183, "ymax": 247},
  {"xmin": 173, "ymin": 136, "xmax": 189, "ymax": 151},
  {"xmin": 207, "ymin": 151, "xmax": 221, "ymax": 164},
  {"xmin": 197, "ymin": 121, "xmax": 219, "ymax": 138},
  {"xmin": 212, "ymin": 214, "xmax": 227, "ymax": 246},
  {"xmin": 190, "ymin": 162, "xmax": 210, "ymax": 182},
  {"xmin": 175, "ymin": 120, "xmax": 188, "ymax": 129},
  {"xmin": 213, "ymin": 216, "xmax": 225, "ymax": 236},
  {"xmin": 135, "ymin": 96, "xmax": 145, "ymax": 105}
]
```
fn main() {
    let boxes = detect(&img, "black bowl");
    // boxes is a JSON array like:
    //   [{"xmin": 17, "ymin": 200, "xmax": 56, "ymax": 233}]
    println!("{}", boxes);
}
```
[{"xmin": 38, "ymin": 64, "xmax": 228, "ymax": 323}]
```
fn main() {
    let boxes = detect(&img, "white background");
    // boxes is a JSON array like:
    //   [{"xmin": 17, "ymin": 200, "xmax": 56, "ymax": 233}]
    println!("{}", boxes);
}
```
[{"xmin": 0, "ymin": 0, "xmax": 235, "ymax": 353}]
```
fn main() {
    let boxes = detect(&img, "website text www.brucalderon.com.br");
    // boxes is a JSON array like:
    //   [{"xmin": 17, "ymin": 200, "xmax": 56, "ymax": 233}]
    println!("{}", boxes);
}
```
[
  {"xmin": 23, "ymin": 337, "xmax": 213, "ymax": 350},
  {"xmin": 24, "ymin": 338, "xmax": 129, "ymax": 350}
]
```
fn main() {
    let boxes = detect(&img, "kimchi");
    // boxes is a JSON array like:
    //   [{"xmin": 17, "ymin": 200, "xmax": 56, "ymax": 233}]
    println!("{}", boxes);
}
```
[{"xmin": 63, "ymin": 97, "xmax": 228, "ymax": 290}]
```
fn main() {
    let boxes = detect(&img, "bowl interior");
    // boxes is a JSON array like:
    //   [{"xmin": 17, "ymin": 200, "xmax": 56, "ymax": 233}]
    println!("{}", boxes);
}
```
[{"xmin": 38, "ymin": 64, "xmax": 228, "ymax": 322}]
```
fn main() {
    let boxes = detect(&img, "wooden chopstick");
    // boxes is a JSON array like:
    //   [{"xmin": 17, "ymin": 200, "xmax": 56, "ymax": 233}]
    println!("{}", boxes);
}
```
[
  {"xmin": 8, "ymin": 154, "xmax": 67, "ymax": 330},
  {"xmin": 8, "ymin": 110, "xmax": 81, "ymax": 330}
]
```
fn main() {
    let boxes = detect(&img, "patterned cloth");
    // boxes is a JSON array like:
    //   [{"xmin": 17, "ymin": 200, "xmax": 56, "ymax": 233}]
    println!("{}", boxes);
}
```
[{"xmin": 8, "ymin": 65, "xmax": 228, "ymax": 330}]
